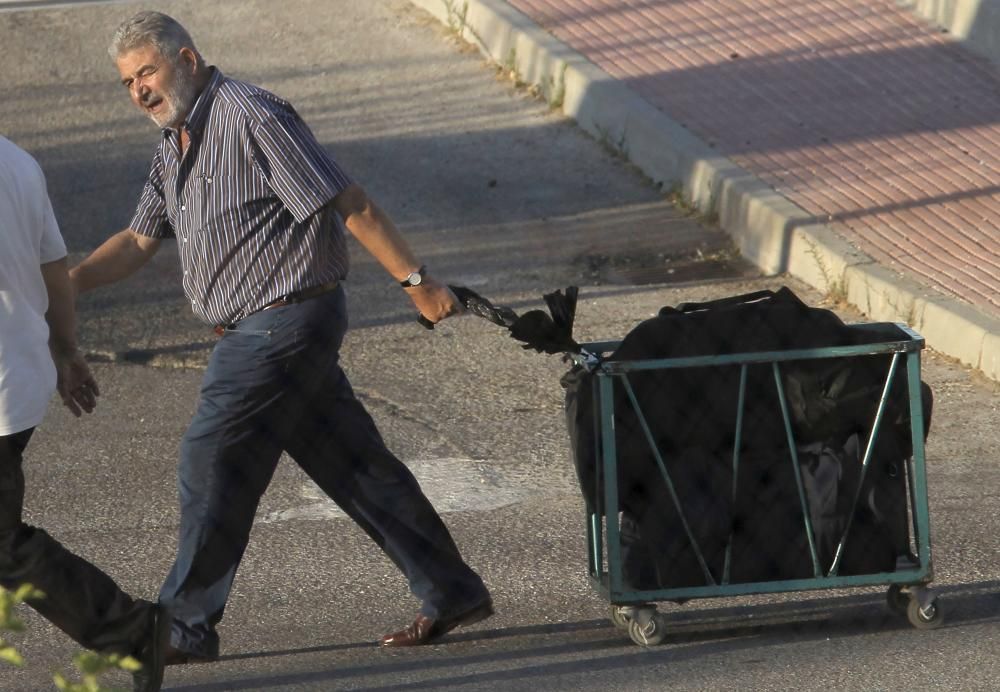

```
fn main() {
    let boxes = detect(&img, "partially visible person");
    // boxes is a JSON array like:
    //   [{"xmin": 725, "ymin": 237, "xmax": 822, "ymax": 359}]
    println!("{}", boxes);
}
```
[
  {"xmin": 0, "ymin": 135, "xmax": 169, "ymax": 692},
  {"xmin": 70, "ymin": 11, "xmax": 491, "ymax": 664}
]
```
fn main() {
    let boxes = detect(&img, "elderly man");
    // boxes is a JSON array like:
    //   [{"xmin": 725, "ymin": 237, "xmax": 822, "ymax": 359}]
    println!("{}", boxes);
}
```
[
  {"xmin": 0, "ymin": 135, "xmax": 168, "ymax": 692},
  {"xmin": 70, "ymin": 11, "xmax": 492, "ymax": 663}
]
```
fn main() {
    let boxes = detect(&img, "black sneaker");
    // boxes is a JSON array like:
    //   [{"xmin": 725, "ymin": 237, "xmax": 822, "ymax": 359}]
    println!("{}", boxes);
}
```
[{"xmin": 132, "ymin": 604, "xmax": 170, "ymax": 692}]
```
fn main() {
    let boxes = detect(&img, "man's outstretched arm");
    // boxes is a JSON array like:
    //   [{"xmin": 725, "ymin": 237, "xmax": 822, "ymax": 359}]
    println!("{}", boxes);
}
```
[
  {"xmin": 333, "ymin": 184, "xmax": 460, "ymax": 325},
  {"xmin": 69, "ymin": 229, "xmax": 162, "ymax": 294}
]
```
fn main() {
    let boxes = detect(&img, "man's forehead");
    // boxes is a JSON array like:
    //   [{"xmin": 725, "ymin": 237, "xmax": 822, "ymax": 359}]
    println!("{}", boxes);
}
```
[{"xmin": 116, "ymin": 44, "xmax": 164, "ymax": 76}]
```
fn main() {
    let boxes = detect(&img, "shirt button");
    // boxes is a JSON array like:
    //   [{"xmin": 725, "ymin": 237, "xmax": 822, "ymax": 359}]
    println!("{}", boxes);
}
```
[
  {"xmin": 183, "ymin": 238, "xmax": 188, "ymax": 243},
  {"xmin": 181, "ymin": 205, "xmax": 187, "ymax": 211}
]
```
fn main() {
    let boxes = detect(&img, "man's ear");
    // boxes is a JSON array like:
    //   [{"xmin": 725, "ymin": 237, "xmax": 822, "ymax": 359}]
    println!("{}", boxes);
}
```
[{"xmin": 178, "ymin": 47, "xmax": 199, "ymax": 73}]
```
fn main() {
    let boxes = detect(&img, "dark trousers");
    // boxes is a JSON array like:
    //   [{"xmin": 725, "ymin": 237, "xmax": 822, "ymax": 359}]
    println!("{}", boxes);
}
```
[
  {"xmin": 160, "ymin": 286, "xmax": 487, "ymax": 656},
  {"xmin": 0, "ymin": 429, "xmax": 152, "ymax": 655}
]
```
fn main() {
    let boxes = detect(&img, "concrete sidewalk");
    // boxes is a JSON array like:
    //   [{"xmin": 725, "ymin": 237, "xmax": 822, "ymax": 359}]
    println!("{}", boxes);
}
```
[{"xmin": 410, "ymin": 0, "xmax": 1000, "ymax": 382}]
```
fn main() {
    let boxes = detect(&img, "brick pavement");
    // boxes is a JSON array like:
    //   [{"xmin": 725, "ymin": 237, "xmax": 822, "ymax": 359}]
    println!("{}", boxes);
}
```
[{"xmin": 507, "ymin": 0, "xmax": 999, "ymax": 317}]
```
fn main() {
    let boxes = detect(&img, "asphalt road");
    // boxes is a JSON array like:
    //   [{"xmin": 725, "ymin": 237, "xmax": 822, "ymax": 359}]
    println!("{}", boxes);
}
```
[{"xmin": 1, "ymin": 1, "xmax": 998, "ymax": 690}]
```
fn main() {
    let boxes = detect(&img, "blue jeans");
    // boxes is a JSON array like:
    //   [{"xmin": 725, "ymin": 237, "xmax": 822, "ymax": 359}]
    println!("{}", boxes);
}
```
[
  {"xmin": 0, "ymin": 429, "xmax": 153, "ymax": 655},
  {"xmin": 159, "ymin": 286, "xmax": 488, "ymax": 656}
]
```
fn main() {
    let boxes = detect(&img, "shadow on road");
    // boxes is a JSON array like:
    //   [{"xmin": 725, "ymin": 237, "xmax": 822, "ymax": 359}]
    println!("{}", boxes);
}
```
[{"xmin": 165, "ymin": 580, "xmax": 999, "ymax": 691}]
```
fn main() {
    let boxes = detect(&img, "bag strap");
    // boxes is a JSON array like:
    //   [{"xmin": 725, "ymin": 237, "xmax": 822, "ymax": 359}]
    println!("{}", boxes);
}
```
[{"xmin": 670, "ymin": 289, "xmax": 776, "ymax": 314}]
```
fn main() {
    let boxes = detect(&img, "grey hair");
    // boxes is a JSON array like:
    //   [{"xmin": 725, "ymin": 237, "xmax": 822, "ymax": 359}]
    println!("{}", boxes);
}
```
[{"xmin": 108, "ymin": 11, "xmax": 201, "ymax": 65}]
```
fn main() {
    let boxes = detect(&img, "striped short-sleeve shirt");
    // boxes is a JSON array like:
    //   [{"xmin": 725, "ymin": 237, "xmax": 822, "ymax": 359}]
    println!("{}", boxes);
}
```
[{"xmin": 129, "ymin": 68, "xmax": 353, "ymax": 326}]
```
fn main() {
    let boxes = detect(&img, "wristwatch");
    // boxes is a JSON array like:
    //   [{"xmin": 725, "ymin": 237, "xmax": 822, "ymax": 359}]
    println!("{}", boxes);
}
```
[{"xmin": 399, "ymin": 265, "xmax": 426, "ymax": 288}]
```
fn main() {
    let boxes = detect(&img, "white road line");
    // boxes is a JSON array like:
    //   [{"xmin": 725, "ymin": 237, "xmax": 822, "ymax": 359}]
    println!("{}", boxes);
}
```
[
  {"xmin": 0, "ymin": 0, "xmax": 136, "ymax": 11},
  {"xmin": 258, "ymin": 457, "xmax": 575, "ymax": 523}
]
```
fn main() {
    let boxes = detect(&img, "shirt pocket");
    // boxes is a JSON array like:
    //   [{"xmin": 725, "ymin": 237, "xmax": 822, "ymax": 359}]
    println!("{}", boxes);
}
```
[
  {"xmin": 187, "ymin": 172, "xmax": 217, "ymax": 229},
  {"xmin": 193, "ymin": 171, "xmax": 273, "ymax": 231}
]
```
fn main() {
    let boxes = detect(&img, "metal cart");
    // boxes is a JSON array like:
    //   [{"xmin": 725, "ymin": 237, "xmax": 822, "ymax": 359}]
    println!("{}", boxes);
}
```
[{"xmin": 570, "ymin": 322, "xmax": 941, "ymax": 647}]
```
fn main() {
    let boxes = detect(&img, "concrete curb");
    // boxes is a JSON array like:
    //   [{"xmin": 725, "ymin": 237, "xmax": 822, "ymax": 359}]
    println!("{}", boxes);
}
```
[
  {"xmin": 902, "ymin": 0, "xmax": 1000, "ymax": 67},
  {"xmin": 409, "ymin": 0, "xmax": 1000, "ymax": 383}
]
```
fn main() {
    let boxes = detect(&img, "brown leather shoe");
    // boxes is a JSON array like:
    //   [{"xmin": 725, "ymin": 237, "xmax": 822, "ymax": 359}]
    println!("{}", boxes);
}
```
[{"xmin": 379, "ymin": 599, "xmax": 494, "ymax": 647}]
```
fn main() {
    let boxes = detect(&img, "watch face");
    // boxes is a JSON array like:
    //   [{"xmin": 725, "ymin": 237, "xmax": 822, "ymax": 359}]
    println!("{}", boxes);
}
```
[{"xmin": 401, "ymin": 266, "xmax": 426, "ymax": 287}]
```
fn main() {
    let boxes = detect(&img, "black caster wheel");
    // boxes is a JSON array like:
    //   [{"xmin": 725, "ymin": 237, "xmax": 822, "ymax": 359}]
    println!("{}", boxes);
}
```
[
  {"xmin": 907, "ymin": 597, "xmax": 944, "ymax": 630},
  {"xmin": 610, "ymin": 605, "xmax": 630, "ymax": 630},
  {"xmin": 628, "ymin": 614, "xmax": 666, "ymax": 646}
]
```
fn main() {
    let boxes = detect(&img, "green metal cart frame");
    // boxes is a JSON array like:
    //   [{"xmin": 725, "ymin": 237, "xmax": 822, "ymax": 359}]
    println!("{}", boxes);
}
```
[{"xmin": 572, "ymin": 322, "xmax": 941, "ymax": 646}]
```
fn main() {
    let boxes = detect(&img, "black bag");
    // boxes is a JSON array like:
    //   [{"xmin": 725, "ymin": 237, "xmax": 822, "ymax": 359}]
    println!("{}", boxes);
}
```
[{"xmin": 562, "ymin": 287, "xmax": 932, "ymax": 587}]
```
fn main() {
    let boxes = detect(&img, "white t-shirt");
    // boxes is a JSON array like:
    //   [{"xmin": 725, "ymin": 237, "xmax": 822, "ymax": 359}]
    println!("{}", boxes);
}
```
[{"xmin": 0, "ymin": 135, "xmax": 67, "ymax": 436}]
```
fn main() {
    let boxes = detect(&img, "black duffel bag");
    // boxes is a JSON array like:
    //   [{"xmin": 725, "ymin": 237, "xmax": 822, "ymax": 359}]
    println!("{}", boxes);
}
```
[{"xmin": 562, "ymin": 287, "xmax": 932, "ymax": 588}]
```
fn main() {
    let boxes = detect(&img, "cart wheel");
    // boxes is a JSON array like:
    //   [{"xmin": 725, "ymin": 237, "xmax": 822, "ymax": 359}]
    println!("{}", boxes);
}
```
[
  {"xmin": 628, "ymin": 614, "xmax": 666, "ymax": 647},
  {"xmin": 907, "ymin": 597, "xmax": 944, "ymax": 630},
  {"xmin": 610, "ymin": 605, "xmax": 631, "ymax": 630},
  {"xmin": 886, "ymin": 585, "xmax": 909, "ymax": 615}
]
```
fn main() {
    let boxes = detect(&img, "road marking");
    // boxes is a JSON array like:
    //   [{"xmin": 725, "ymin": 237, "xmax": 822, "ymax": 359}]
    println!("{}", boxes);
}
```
[
  {"xmin": 0, "ymin": 0, "xmax": 134, "ymax": 11},
  {"xmin": 258, "ymin": 457, "xmax": 573, "ymax": 523}
]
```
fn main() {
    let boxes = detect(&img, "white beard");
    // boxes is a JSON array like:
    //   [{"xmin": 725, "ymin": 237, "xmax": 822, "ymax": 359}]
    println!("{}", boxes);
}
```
[{"xmin": 149, "ymin": 68, "xmax": 199, "ymax": 129}]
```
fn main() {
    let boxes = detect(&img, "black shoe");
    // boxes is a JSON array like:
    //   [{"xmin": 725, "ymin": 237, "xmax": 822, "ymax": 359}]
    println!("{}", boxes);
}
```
[
  {"xmin": 164, "ymin": 643, "xmax": 219, "ymax": 666},
  {"xmin": 132, "ymin": 604, "xmax": 170, "ymax": 692}
]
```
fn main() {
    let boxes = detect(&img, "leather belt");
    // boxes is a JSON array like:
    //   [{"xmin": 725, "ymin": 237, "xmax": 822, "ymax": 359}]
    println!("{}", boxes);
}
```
[
  {"xmin": 260, "ymin": 280, "xmax": 340, "ymax": 311},
  {"xmin": 213, "ymin": 280, "xmax": 339, "ymax": 336}
]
